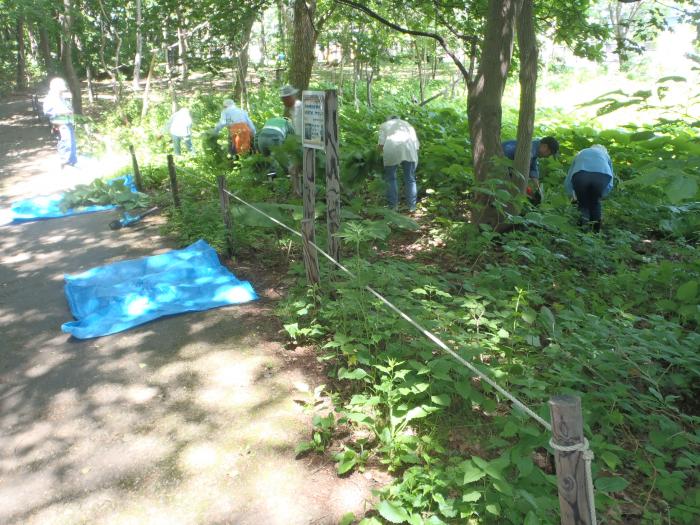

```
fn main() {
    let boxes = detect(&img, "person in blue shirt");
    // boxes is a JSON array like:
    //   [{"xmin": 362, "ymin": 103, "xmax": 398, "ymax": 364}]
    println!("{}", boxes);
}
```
[
  {"xmin": 564, "ymin": 145, "xmax": 614, "ymax": 233},
  {"xmin": 502, "ymin": 136, "xmax": 559, "ymax": 204}
]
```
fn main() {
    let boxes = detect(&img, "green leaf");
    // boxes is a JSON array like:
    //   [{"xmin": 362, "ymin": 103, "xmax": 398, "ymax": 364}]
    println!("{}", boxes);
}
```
[
  {"xmin": 462, "ymin": 460, "xmax": 486, "ymax": 484},
  {"xmin": 462, "ymin": 491, "xmax": 481, "ymax": 502},
  {"xmin": 601, "ymin": 451, "xmax": 620, "ymax": 470},
  {"xmin": 629, "ymin": 130, "xmax": 656, "ymax": 141},
  {"xmin": 340, "ymin": 512, "xmax": 356, "ymax": 525},
  {"xmin": 595, "ymin": 476, "xmax": 629, "ymax": 493},
  {"xmin": 430, "ymin": 394, "xmax": 451, "ymax": 407},
  {"xmin": 485, "ymin": 503, "xmax": 501, "ymax": 516},
  {"xmin": 676, "ymin": 281, "xmax": 698, "ymax": 302},
  {"xmin": 377, "ymin": 500, "xmax": 410, "ymax": 523},
  {"xmin": 338, "ymin": 368, "xmax": 370, "ymax": 381},
  {"xmin": 666, "ymin": 176, "xmax": 699, "ymax": 204}
]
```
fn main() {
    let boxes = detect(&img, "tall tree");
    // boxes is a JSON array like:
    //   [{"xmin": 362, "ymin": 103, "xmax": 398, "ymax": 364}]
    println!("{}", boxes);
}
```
[
  {"xmin": 132, "ymin": 0, "xmax": 142, "ymax": 89},
  {"xmin": 15, "ymin": 14, "xmax": 26, "ymax": 89},
  {"xmin": 60, "ymin": 0, "xmax": 82, "ymax": 114},
  {"xmin": 289, "ymin": 0, "xmax": 317, "ymax": 89}
]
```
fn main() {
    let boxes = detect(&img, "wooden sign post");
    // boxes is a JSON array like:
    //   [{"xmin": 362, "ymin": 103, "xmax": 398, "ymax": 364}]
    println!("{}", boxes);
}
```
[
  {"xmin": 323, "ymin": 90, "xmax": 341, "ymax": 264},
  {"xmin": 216, "ymin": 175, "xmax": 234, "ymax": 257},
  {"xmin": 166, "ymin": 154, "xmax": 181, "ymax": 209},
  {"xmin": 128, "ymin": 145, "xmax": 145, "ymax": 192}
]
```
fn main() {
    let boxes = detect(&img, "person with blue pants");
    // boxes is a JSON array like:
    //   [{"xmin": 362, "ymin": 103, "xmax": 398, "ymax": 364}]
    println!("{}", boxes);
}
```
[
  {"xmin": 564, "ymin": 144, "xmax": 614, "ymax": 233},
  {"xmin": 378, "ymin": 116, "xmax": 420, "ymax": 212},
  {"xmin": 42, "ymin": 77, "xmax": 78, "ymax": 167}
]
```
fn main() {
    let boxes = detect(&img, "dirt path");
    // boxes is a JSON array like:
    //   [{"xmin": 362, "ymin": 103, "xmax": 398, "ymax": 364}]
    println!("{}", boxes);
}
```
[{"xmin": 0, "ymin": 96, "xmax": 374, "ymax": 525}]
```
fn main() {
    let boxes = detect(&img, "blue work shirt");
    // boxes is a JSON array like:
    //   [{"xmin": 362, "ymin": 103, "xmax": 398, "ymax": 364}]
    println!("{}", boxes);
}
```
[
  {"xmin": 214, "ymin": 106, "xmax": 256, "ymax": 136},
  {"xmin": 564, "ymin": 147, "xmax": 614, "ymax": 197},
  {"xmin": 502, "ymin": 139, "xmax": 541, "ymax": 179}
]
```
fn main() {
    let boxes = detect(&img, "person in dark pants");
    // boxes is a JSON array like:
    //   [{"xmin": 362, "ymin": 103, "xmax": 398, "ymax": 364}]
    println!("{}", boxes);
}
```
[
  {"xmin": 502, "ymin": 136, "xmax": 559, "ymax": 205},
  {"xmin": 564, "ymin": 145, "xmax": 614, "ymax": 233}
]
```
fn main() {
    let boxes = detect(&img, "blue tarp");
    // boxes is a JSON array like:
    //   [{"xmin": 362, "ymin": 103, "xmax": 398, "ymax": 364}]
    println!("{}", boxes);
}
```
[
  {"xmin": 62, "ymin": 239, "xmax": 258, "ymax": 339},
  {"xmin": 7, "ymin": 175, "xmax": 136, "ymax": 224}
]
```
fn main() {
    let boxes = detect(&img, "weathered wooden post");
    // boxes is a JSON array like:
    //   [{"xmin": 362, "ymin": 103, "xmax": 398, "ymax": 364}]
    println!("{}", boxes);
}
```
[
  {"xmin": 324, "ymin": 89, "xmax": 341, "ymax": 263},
  {"xmin": 301, "ymin": 148, "xmax": 320, "ymax": 284},
  {"xmin": 166, "ymin": 154, "xmax": 181, "ymax": 209},
  {"xmin": 549, "ymin": 395, "xmax": 596, "ymax": 525},
  {"xmin": 300, "ymin": 91, "xmax": 326, "ymax": 285},
  {"xmin": 216, "ymin": 175, "xmax": 234, "ymax": 257},
  {"xmin": 128, "ymin": 145, "xmax": 144, "ymax": 192}
]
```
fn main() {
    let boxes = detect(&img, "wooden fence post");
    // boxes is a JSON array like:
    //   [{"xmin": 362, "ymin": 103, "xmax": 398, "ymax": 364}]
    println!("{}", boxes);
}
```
[
  {"xmin": 128, "ymin": 145, "xmax": 144, "ymax": 192},
  {"xmin": 324, "ymin": 89, "xmax": 341, "ymax": 264},
  {"xmin": 166, "ymin": 154, "xmax": 181, "ymax": 208},
  {"xmin": 549, "ymin": 395, "xmax": 596, "ymax": 525},
  {"xmin": 302, "ymin": 147, "xmax": 320, "ymax": 285},
  {"xmin": 216, "ymin": 175, "xmax": 234, "ymax": 257}
]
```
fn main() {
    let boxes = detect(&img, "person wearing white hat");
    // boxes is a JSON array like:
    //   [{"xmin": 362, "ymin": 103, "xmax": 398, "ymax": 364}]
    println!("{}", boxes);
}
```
[
  {"xmin": 280, "ymin": 85, "xmax": 302, "ymax": 135},
  {"xmin": 212, "ymin": 98, "xmax": 256, "ymax": 155},
  {"xmin": 42, "ymin": 77, "xmax": 78, "ymax": 167}
]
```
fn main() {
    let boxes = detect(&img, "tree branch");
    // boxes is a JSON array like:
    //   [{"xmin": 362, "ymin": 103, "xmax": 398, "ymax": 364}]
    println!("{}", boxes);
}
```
[{"xmin": 335, "ymin": 0, "xmax": 472, "ymax": 81}]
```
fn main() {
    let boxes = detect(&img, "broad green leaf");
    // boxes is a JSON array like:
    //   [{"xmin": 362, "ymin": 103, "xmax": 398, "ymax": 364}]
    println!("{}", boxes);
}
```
[
  {"xmin": 485, "ymin": 503, "xmax": 501, "ymax": 516},
  {"xmin": 676, "ymin": 280, "xmax": 698, "ymax": 301},
  {"xmin": 462, "ymin": 491, "xmax": 481, "ymax": 502},
  {"xmin": 340, "ymin": 512, "xmax": 356, "ymax": 525},
  {"xmin": 601, "ymin": 451, "xmax": 621, "ymax": 470},
  {"xmin": 629, "ymin": 130, "xmax": 656, "ymax": 141},
  {"xmin": 338, "ymin": 368, "xmax": 369, "ymax": 381},
  {"xmin": 430, "ymin": 394, "xmax": 451, "ymax": 407},
  {"xmin": 377, "ymin": 500, "xmax": 410, "ymax": 523},
  {"xmin": 462, "ymin": 460, "xmax": 486, "ymax": 484},
  {"xmin": 666, "ymin": 176, "xmax": 699, "ymax": 204},
  {"xmin": 595, "ymin": 476, "xmax": 629, "ymax": 493}
]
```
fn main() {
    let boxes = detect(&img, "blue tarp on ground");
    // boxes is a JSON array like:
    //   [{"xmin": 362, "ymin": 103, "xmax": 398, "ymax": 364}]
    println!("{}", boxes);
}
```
[
  {"xmin": 7, "ymin": 175, "xmax": 136, "ymax": 224},
  {"xmin": 62, "ymin": 239, "xmax": 258, "ymax": 339}
]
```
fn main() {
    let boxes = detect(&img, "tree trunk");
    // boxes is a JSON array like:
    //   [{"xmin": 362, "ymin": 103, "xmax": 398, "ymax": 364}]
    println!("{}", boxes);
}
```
[
  {"xmin": 234, "ymin": 13, "xmax": 256, "ymax": 102},
  {"xmin": 513, "ymin": 0, "xmax": 538, "ymax": 191},
  {"xmin": 16, "ymin": 16, "xmax": 27, "ymax": 90},
  {"xmin": 86, "ymin": 64, "xmax": 95, "ymax": 103},
  {"xmin": 259, "ymin": 15, "xmax": 267, "ymax": 65},
  {"xmin": 38, "ymin": 26, "xmax": 53, "ymax": 73},
  {"xmin": 60, "ymin": 0, "xmax": 82, "ymax": 114},
  {"xmin": 289, "ymin": 0, "xmax": 317, "ymax": 90},
  {"xmin": 132, "ymin": 0, "xmax": 142, "ymax": 90},
  {"xmin": 415, "ymin": 40, "xmax": 425, "ymax": 103},
  {"xmin": 365, "ymin": 63, "xmax": 373, "ymax": 107},
  {"xmin": 176, "ymin": 17, "xmax": 188, "ymax": 81},
  {"xmin": 141, "ymin": 53, "xmax": 157, "ymax": 119}
]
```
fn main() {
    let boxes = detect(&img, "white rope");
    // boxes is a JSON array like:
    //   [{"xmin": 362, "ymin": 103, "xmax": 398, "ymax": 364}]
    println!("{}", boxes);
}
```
[
  {"xmin": 223, "ymin": 188, "xmax": 553, "ymax": 432},
  {"xmin": 549, "ymin": 437, "xmax": 597, "ymax": 525}
]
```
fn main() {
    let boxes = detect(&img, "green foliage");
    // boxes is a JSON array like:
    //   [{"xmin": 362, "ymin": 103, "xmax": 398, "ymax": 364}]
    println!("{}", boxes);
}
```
[{"xmin": 60, "ymin": 177, "xmax": 150, "ymax": 211}]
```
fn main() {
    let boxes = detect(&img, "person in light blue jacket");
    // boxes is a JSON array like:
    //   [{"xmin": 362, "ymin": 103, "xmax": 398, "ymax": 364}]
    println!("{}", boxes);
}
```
[{"xmin": 564, "ymin": 145, "xmax": 614, "ymax": 233}]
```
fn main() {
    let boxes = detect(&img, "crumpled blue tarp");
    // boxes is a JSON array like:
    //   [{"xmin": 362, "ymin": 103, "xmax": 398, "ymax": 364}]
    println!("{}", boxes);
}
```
[
  {"xmin": 62, "ymin": 239, "xmax": 258, "ymax": 339},
  {"xmin": 8, "ymin": 174, "xmax": 136, "ymax": 224}
]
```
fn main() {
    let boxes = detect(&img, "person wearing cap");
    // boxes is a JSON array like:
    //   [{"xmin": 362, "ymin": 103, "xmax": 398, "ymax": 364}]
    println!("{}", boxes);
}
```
[
  {"xmin": 280, "ymin": 85, "xmax": 302, "ymax": 135},
  {"xmin": 212, "ymin": 99, "xmax": 256, "ymax": 155},
  {"xmin": 502, "ymin": 136, "xmax": 559, "ymax": 204},
  {"xmin": 378, "ymin": 115, "xmax": 420, "ymax": 212},
  {"xmin": 165, "ymin": 107, "xmax": 193, "ymax": 155},
  {"xmin": 564, "ymin": 144, "xmax": 614, "ymax": 233},
  {"xmin": 42, "ymin": 77, "xmax": 78, "ymax": 167}
]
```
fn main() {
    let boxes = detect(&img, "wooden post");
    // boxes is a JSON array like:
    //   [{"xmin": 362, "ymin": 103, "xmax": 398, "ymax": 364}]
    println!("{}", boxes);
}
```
[
  {"xmin": 324, "ymin": 90, "xmax": 341, "ymax": 264},
  {"xmin": 129, "ymin": 145, "xmax": 144, "ymax": 192},
  {"xmin": 549, "ymin": 395, "xmax": 595, "ymax": 525},
  {"xmin": 216, "ymin": 175, "xmax": 234, "ymax": 257},
  {"xmin": 302, "ymin": 148, "xmax": 320, "ymax": 285},
  {"xmin": 166, "ymin": 154, "xmax": 181, "ymax": 208}
]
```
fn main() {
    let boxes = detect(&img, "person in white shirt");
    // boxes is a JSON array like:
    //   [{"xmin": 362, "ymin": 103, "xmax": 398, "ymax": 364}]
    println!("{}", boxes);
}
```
[
  {"xmin": 166, "ymin": 107, "xmax": 193, "ymax": 154},
  {"xmin": 280, "ymin": 85, "xmax": 302, "ymax": 135},
  {"xmin": 42, "ymin": 77, "xmax": 78, "ymax": 167},
  {"xmin": 378, "ymin": 116, "xmax": 420, "ymax": 212},
  {"xmin": 212, "ymin": 99, "xmax": 256, "ymax": 155}
]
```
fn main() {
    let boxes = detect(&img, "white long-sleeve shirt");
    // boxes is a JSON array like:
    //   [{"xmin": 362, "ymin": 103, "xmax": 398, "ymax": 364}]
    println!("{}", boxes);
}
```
[
  {"xmin": 378, "ymin": 118, "xmax": 419, "ymax": 167},
  {"xmin": 42, "ymin": 91, "xmax": 73, "ymax": 124},
  {"xmin": 213, "ymin": 105, "xmax": 256, "ymax": 136},
  {"xmin": 167, "ymin": 108, "xmax": 193, "ymax": 137}
]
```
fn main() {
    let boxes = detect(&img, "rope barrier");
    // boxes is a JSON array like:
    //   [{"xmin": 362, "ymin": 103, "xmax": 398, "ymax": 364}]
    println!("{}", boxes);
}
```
[{"xmin": 222, "ymin": 187, "xmax": 553, "ymax": 432}]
